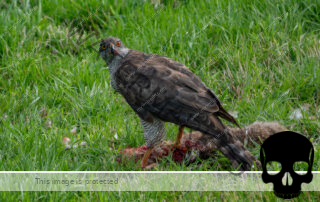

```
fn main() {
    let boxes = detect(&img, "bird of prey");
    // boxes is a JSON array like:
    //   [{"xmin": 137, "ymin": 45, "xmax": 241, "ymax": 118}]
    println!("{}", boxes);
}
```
[{"xmin": 99, "ymin": 37, "xmax": 260, "ymax": 170}]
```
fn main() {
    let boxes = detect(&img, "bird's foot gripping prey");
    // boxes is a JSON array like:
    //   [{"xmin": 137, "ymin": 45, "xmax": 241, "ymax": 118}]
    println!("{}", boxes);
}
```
[
  {"xmin": 99, "ymin": 37, "xmax": 261, "ymax": 170},
  {"xmin": 117, "ymin": 122, "xmax": 286, "ymax": 168}
]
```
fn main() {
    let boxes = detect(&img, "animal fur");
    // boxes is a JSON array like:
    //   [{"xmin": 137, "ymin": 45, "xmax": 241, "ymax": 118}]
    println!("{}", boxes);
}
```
[{"xmin": 116, "ymin": 122, "xmax": 287, "ymax": 169}]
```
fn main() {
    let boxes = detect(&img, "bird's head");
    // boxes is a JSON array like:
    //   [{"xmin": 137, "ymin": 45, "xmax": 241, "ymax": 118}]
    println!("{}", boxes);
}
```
[{"xmin": 99, "ymin": 37, "xmax": 127, "ymax": 64}]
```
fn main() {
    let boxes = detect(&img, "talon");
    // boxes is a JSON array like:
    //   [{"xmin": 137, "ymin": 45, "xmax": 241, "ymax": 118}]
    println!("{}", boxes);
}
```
[
  {"xmin": 174, "ymin": 145, "xmax": 188, "ymax": 152},
  {"xmin": 140, "ymin": 147, "xmax": 153, "ymax": 168},
  {"xmin": 173, "ymin": 126, "xmax": 185, "ymax": 149}
]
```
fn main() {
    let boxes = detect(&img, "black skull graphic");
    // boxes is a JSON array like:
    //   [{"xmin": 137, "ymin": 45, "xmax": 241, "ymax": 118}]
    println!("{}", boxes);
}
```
[{"xmin": 260, "ymin": 131, "xmax": 314, "ymax": 199}]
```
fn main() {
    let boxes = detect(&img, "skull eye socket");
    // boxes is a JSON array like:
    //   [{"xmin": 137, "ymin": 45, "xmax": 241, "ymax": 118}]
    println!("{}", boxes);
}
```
[
  {"xmin": 293, "ymin": 161, "xmax": 309, "ymax": 175},
  {"xmin": 266, "ymin": 161, "xmax": 282, "ymax": 175}
]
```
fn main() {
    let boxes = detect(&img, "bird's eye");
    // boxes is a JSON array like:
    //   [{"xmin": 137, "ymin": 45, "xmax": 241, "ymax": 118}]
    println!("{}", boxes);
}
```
[
  {"xmin": 101, "ymin": 44, "xmax": 107, "ymax": 50},
  {"xmin": 116, "ymin": 41, "xmax": 121, "ymax": 47}
]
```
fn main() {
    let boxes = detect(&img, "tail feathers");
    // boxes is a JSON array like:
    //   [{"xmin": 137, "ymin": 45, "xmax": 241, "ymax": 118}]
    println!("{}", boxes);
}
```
[
  {"xmin": 218, "ymin": 132, "xmax": 261, "ymax": 170},
  {"xmin": 209, "ymin": 115, "xmax": 261, "ymax": 170}
]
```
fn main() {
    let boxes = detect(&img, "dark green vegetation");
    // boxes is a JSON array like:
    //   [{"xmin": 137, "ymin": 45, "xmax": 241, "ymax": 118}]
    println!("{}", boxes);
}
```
[{"xmin": 0, "ymin": 0, "xmax": 319, "ymax": 200}]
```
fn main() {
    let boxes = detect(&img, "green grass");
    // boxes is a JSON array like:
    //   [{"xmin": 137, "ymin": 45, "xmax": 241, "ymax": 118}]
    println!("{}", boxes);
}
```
[
  {"xmin": 1, "ymin": 191, "xmax": 320, "ymax": 201},
  {"xmin": 0, "ymin": 0, "xmax": 319, "ymax": 200}
]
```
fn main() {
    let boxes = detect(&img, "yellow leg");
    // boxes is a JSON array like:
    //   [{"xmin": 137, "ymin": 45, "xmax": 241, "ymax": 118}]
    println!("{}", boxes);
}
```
[
  {"xmin": 174, "ymin": 126, "xmax": 185, "ymax": 147},
  {"xmin": 141, "ymin": 147, "xmax": 154, "ymax": 168}
]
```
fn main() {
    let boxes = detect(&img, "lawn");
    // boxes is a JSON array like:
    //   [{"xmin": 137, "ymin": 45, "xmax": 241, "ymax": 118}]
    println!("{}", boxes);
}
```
[{"xmin": 0, "ymin": 0, "xmax": 319, "ymax": 200}]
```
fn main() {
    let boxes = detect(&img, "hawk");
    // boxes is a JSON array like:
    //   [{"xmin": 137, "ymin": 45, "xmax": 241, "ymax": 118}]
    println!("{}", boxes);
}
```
[{"xmin": 99, "ymin": 37, "xmax": 260, "ymax": 170}]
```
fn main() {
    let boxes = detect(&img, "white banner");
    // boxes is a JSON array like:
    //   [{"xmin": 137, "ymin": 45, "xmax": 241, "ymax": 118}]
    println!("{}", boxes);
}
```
[{"xmin": 0, "ymin": 171, "xmax": 319, "ymax": 191}]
